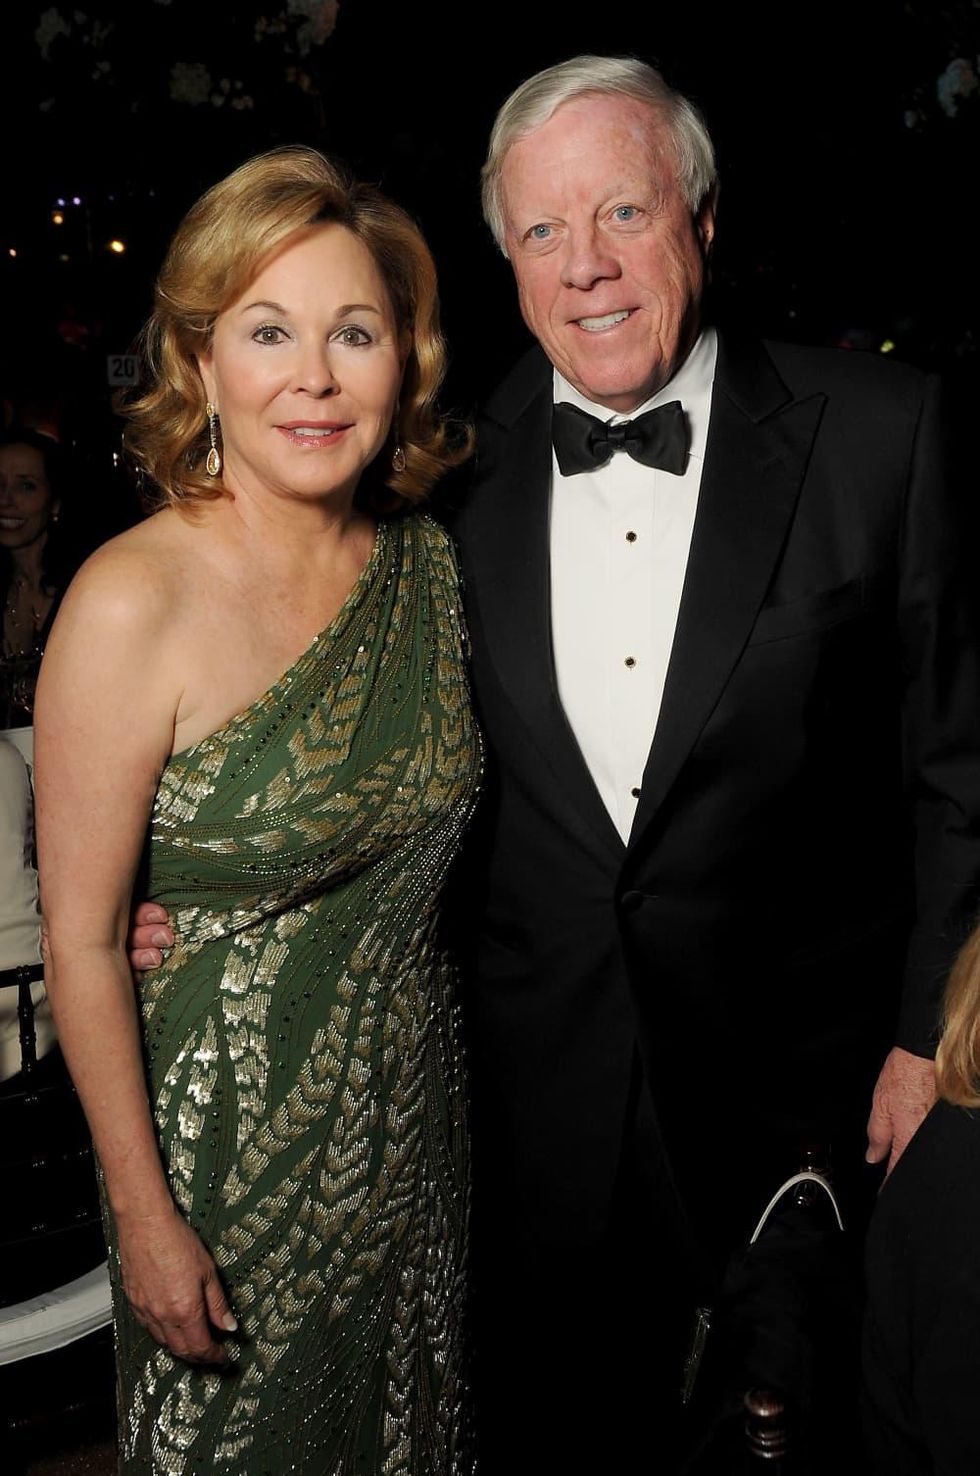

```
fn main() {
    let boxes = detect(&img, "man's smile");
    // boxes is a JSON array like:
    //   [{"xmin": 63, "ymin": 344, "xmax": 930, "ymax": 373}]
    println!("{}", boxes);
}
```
[{"xmin": 572, "ymin": 309, "xmax": 634, "ymax": 332}]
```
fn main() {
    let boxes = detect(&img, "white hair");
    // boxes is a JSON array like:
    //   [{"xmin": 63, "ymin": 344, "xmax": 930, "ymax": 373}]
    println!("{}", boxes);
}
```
[{"xmin": 481, "ymin": 55, "xmax": 718, "ymax": 255}]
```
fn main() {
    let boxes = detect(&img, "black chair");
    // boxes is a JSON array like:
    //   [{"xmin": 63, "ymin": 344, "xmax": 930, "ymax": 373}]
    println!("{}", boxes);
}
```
[
  {"xmin": 0, "ymin": 967, "xmax": 114, "ymax": 1471},
  {"xmin": 0, "ymin": 963, "xmax": 106, "ymax": 1306}
]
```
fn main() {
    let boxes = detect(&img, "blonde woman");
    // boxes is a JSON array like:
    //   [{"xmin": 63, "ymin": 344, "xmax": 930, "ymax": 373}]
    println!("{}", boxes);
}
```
[
  {"xmin": 863, "ymin": 925, "xmax": 980, "ymax": 1474},
  {"xmin": 35, "ymin": 148, "xmax": 479, "ymax": 1475}
]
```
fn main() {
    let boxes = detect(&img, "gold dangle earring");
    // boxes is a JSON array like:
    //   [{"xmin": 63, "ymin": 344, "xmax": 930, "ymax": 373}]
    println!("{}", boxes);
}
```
[
  {"xmin": 391, "ymin": 408, "xmax": 406, "ymax": 474},
  {"xmin": 390, "ymin": 402, "xmax": 406, "ymax": 473},
  {"xmin": 206, "ymin": 402, "xmax": 222, "ymax": 477}
]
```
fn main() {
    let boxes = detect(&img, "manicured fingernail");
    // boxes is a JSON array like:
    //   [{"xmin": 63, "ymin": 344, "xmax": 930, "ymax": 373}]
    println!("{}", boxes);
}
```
[
  {"xmin": 151, "ymin": 930, "xmax": 172, "ymax": 947},
  {"xmin": 223, "ymin": 1313, "xmax": 238, "ymax": 1332}
]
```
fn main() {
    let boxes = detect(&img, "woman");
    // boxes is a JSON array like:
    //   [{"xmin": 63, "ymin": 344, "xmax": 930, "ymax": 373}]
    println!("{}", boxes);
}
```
[
  {"xmin": 862, "ymin": 925, "xmax": 980, "ymax": 1474},
  {"xmin": 34, "ymin": 147, "xmax": 480, "ymax": 1474},
  {"xmin": 0, "ymin": 427, "xmax": 76, "ymax": 726}
]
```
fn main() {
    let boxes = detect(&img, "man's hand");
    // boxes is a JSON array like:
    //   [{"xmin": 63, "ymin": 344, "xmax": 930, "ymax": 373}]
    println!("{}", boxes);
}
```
[
  {"xmin": 866, "ymin": 1046, "xmax": 936, "ymax": 1176},
  {"xmin": 129, "ymin": 902, "xmax": 174, "ymax": 972}
]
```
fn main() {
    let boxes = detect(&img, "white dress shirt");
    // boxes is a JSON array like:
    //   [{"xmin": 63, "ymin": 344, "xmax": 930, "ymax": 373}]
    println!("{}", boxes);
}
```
[{"xmin": 550, "ymin": 327, "xmax": 718, "ymax": 843}]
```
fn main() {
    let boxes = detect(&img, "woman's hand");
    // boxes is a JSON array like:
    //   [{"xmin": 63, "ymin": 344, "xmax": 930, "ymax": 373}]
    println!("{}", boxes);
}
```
[{"xmin": 117, "ymin": 1201, "xmax": 238, "ymax": 1365}]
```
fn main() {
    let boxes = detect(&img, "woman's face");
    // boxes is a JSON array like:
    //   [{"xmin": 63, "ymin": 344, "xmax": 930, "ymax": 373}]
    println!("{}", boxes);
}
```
[
  {"xmin": 0, "ymin": 443, "xmax": 58, "ymax": 552},
  {"xmin": 198, "ymin": 223, "xmax": 406, "ymax": 509}
]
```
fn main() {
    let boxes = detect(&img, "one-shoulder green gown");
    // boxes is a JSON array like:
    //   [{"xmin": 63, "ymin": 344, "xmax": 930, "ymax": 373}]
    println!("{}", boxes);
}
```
[{"xmin": 110, "ymin": 514, "xmax": 481, "ymax": 1475}]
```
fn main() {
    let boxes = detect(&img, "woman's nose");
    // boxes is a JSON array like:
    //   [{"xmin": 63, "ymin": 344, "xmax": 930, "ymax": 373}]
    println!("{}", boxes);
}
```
[{"xmin": 294, "ymin": 343, "xmax": 339, "ymax": 396}]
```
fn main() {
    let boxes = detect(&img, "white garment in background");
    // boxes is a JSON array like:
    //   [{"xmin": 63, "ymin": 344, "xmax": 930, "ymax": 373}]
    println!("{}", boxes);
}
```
[{"xmin": 0, "ymin": 730, "xmax": 53, "ymax": 1082}]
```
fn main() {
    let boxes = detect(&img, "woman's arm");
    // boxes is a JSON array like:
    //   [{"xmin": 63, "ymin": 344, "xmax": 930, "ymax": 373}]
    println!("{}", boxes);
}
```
[{"xmin": 34, "ymin": 545, "xmax": 236, "ymax": 1363}]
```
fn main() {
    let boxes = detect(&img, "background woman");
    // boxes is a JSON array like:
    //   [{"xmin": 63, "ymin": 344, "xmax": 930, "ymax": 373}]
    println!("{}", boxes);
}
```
[
  {"xmin": 863, "ymin": 925, "xmax": 980, "ymax": 1474},
  {"xmin": 34, "ymin": 147, "xmax": 478, "ymax": 1475},
  {"xmin": 0, "ymin": 427, "xmax": 80, "ymax": 727}
]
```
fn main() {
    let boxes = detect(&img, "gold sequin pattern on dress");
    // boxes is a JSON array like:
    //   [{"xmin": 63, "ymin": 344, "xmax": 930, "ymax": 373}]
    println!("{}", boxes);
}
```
[{"xmin": 106, "ymin": 515, "xmax": 481, "ymax": 1474}]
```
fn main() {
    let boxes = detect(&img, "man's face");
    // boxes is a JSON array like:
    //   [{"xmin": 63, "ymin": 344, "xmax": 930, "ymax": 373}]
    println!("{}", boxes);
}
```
[{"xmin": 500, "ymin": 93, "xmax": 715, "ymax": 413}]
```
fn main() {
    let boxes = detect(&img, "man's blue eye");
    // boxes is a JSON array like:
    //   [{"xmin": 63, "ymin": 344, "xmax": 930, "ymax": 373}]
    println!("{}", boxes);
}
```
[
  {"xmin": 530, "ymin": 225, "xmax": 551, "ymax": 239},
  {"xmin": 614, "ymin": 206, "xmax": 637, "ymax": 221}
]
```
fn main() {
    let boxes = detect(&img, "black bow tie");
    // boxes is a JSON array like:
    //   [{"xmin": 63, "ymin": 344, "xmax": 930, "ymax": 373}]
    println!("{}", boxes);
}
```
[{"xmin": 552, "ymin": 399, "xmax": 689, "ymax": 477}]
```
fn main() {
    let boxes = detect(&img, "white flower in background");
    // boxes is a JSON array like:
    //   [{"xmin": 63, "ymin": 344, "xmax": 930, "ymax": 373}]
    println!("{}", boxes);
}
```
[
  {"xmin": 170, "ymin": 60, "xmax": 213, "ymax": 106},
  {"xmin": 288, "ymin": 0, "xmax": 339, "ymax": 57},
  {"xmin": 936, "ymin": 57, "xmax": 978, "ymax": 118},
  {"xmin": 35, "ymin": 7, "xmax": 71, "ymax": 59}
]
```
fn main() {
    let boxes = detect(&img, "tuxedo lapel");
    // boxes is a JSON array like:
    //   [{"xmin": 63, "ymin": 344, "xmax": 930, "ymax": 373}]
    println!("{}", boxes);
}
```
[
  {"xmin": 629, "ymin": 334, "xmax": 827, "ymax": 849},
  {"xmin": 470, "ymin": 359, "xmax": 624, "ymax": 865}
]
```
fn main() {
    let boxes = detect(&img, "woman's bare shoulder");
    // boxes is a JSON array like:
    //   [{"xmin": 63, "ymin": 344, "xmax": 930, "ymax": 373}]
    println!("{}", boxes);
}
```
[{"xmin": 54, "ymin": 508, "xmax": 205, "ymax": 636}]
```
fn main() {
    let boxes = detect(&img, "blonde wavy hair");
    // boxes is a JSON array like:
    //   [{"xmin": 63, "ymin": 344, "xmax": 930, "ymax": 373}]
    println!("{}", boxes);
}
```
[
  {"xmin": 936, "ymin": 923, "xmax": 980, "ymax": 1107},
  {"xmin": 124, "ymin": 146, "xmax": 470, "ymax": 510}
]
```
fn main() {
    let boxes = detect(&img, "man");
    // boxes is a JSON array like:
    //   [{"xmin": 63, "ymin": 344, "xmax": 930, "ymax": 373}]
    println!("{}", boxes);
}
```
[
  {"xmin": 447, "ymin": 54, "xmax": 979, "ymax": 1471},
  {"xmin": 132, "ymin": 55, "xmax": 979, "ymax": 1471}
]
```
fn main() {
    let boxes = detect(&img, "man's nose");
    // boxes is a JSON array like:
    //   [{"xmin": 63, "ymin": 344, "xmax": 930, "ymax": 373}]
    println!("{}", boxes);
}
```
[{"xmin": 560, "ymin": 227, "xmax": 621, "ymax": 291}]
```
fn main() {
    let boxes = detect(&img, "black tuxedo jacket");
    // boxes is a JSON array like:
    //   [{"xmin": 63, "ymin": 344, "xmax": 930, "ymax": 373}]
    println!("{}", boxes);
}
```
[{"xmin": 449, "ymin": 330, "xmax": 980, "ymax": 1260}]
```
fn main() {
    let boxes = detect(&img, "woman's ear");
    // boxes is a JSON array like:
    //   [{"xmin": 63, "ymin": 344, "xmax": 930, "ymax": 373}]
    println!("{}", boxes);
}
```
[{"xmin": 196, "ymin": 350, "xmax": 217, "ymax": 408}]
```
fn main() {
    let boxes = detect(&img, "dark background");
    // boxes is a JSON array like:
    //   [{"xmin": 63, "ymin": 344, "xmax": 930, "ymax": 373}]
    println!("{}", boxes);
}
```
[
  {"xmin": 2, "ymin": 9, "xmax": 975, "ymax": 1465},
  {"xmin": 2, "ymin": 0, "xmax": 978, "ymax": 511}
]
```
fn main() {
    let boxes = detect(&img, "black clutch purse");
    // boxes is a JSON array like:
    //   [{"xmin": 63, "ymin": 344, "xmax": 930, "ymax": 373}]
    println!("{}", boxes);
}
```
[{"xmin": 679, "ymin": 1158, "xmax": 860, "ymax": 1473}]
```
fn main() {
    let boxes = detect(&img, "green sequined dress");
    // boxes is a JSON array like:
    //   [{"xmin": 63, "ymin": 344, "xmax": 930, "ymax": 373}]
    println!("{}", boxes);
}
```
[{"xmin": 110, "ymin": 514, "xmax": 481, "ymax": 1475}]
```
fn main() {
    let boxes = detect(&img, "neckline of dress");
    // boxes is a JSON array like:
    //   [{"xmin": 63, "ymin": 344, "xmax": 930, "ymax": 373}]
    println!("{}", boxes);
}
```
[{"xmin": 166, "ymin": 518, "xmax": 391, "ymax": 765}]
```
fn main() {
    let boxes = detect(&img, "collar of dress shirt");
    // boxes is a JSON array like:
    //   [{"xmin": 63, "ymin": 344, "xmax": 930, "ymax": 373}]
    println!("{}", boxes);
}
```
[{"xmin": 552, "ymin": 325, "xmax": 718, "ymax": 464}]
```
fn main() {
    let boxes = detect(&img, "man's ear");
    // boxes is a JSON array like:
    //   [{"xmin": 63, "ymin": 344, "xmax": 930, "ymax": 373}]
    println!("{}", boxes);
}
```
[{"xmin": 697, "ymin": 186, "xmax": 719, "ymax": 256}]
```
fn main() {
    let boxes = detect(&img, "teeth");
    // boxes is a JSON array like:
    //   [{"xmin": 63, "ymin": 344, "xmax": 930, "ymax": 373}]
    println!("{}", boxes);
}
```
[
  {"xmin": 0, "ymin": 518, "xmax": 25, "ymax": 528},
  {"xmin": 290, "ymin": 426, "xmax": 338, "ymax": 437},
  {"xmin": 577, "ymin": 310, "xmax": 631, "ymax": 331}
]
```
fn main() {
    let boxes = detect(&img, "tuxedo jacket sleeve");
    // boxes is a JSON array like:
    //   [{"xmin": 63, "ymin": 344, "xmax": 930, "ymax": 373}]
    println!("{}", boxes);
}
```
[{"xmin": 891, "ymin": 369, "xmax": 980, "ymax": 1051}]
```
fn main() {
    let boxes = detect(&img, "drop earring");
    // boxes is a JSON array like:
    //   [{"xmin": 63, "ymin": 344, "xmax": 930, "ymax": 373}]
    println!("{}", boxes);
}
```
[
  {"xmin": 392, "ymin": 444, "xmax": 407, "ymax": 473},
  {"xmin": 206, "ymin": 402, "xmax": 222, "ymax": 477}
]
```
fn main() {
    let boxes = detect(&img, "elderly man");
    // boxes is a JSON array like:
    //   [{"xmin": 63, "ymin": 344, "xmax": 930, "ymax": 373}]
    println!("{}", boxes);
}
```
[
  {"xmin": 447, "ymin": 54, "xmax": 979, "ymax": 1471},
  {"xmin": 131, "ymin": 55, "xmax": 979, "ymax": 1471}
]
